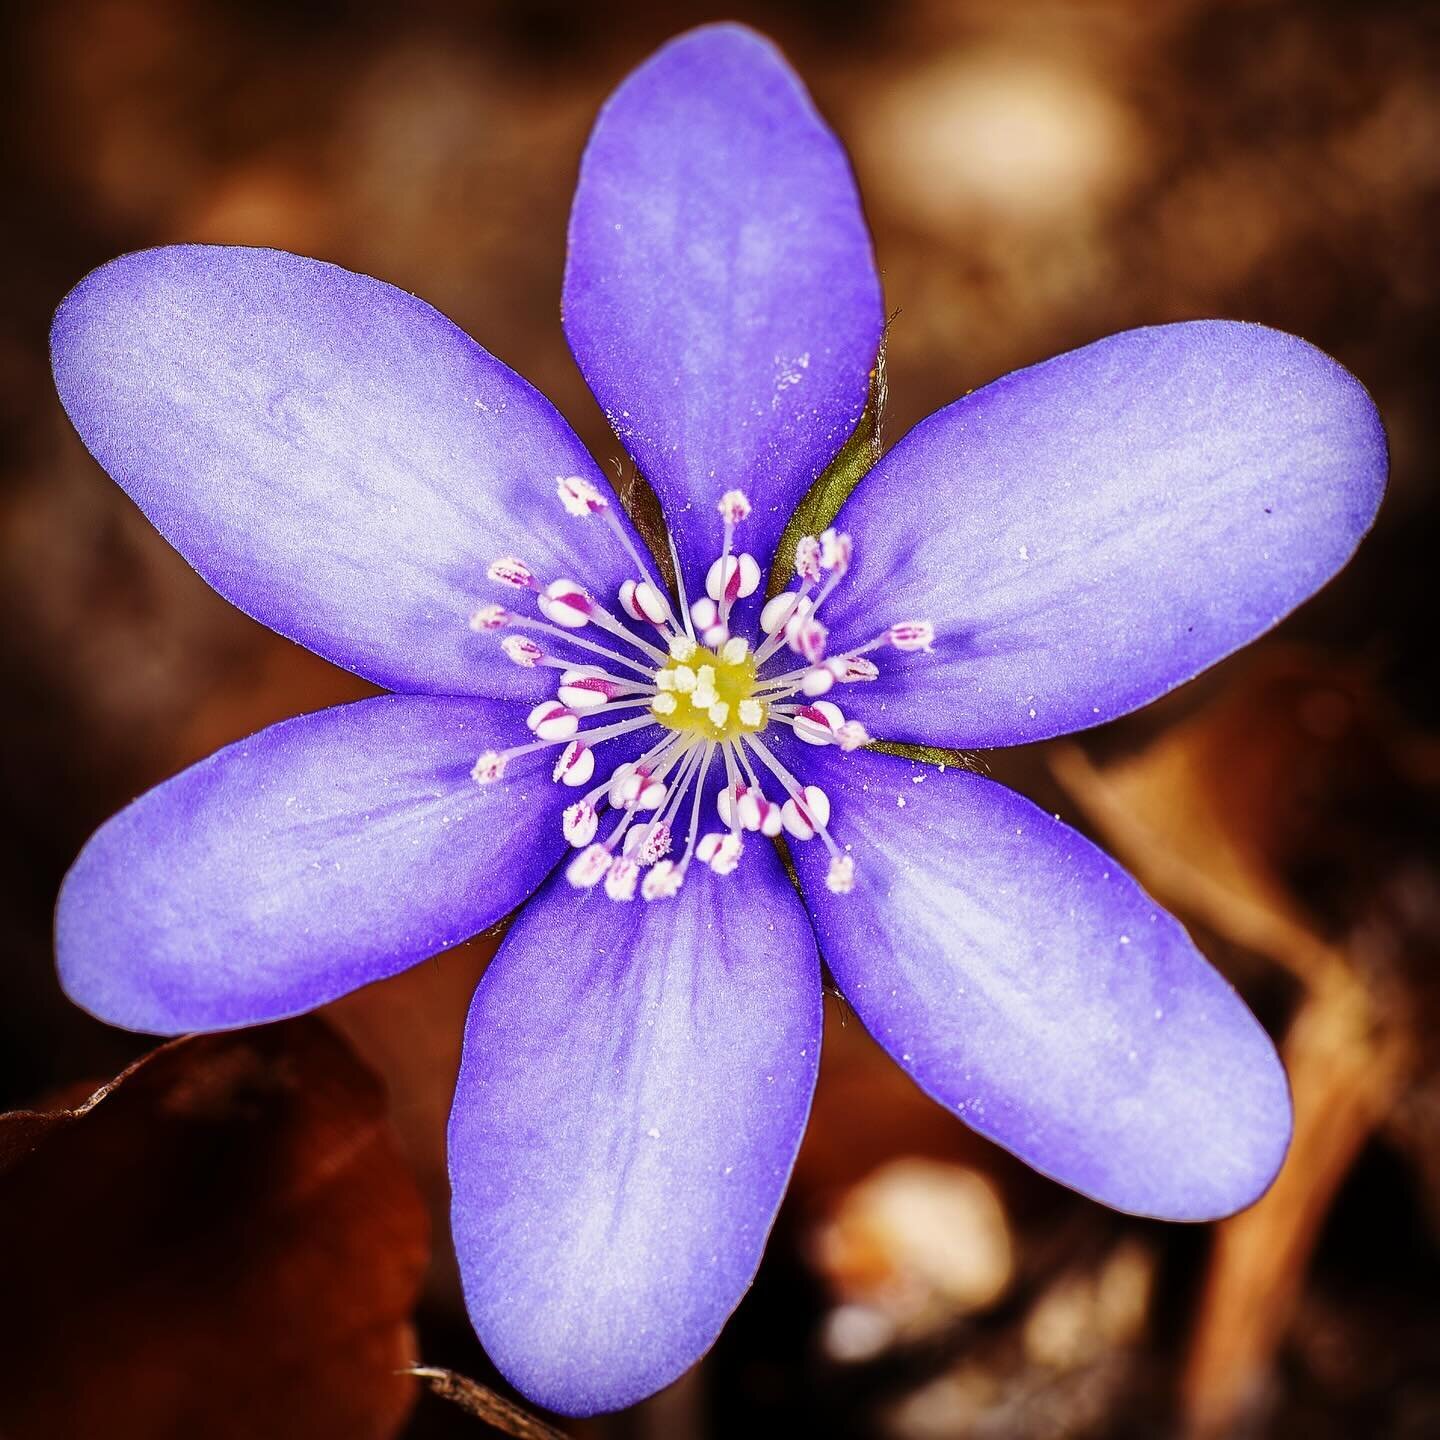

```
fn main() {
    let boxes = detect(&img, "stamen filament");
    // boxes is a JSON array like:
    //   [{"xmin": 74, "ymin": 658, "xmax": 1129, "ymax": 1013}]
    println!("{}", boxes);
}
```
[
  {"xmin": 509, "ymin": 616, "xmax": 656, "ymax": 678},
  {"xmin": 742, "ymin": 733, "xmax": 844, "ymax": 862},
  {"xmin": 667, "ymin": 527, "xmax": 697, "ymax": 642}
]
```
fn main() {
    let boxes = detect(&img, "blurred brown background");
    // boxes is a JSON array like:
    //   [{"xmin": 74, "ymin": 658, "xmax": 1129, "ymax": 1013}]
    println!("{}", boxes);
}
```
[{"xmin": 2, "ymin": 1, "xmax": 1438, "ymax": 1436}]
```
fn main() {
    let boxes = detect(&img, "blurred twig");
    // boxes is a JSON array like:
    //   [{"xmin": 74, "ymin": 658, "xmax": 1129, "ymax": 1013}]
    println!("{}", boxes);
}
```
[{"xmin": 404, "ymin": 1367, "xmax": 569, "ymax": 1440}]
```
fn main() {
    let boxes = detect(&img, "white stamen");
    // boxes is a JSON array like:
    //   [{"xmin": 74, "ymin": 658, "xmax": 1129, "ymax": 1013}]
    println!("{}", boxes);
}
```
[
  {"xmin": 604, "ymin": 856, "xmax": 640, "ymax": 901},
  {"xmin": 668, "ymin": 632, "xmax": 698, "ymax": 661},
  {"xmin": 641, "ymin": 859, "xmax": 684, "ymax": 901},
  {"xmin": 794, "ymin": 535, "xmax": 822, "ymax": 583},
  {"xmin": 826, "ymin": 854, "xmax": 856, "ymax": 893},
  {"xmin": 832, "ymin": 655, "xmax": 879, "ymax": 683},
  {"xmin": 552, "ymin": 740, "xmax": 596, "ymax": 786},
  {"xmin": 563, "ymin": 799, "xmax": 599, "ymax": 846},
  {"xmin": 652, "ymin": 692, "xmax": 678, "ymax": 716},
  {"xmin": 501, "ymin": 635, "xmax": 544, "ymax": 667},
  {"xmin": 625, "ymin": 822, "xmax": 672, "ymax": 865},
  {"xmin": 537, "ymin": 579, "xmax": 594, "ymax": 629},
  {"xmin": 760, "ymin": 590, "xmax": 804, "ymax": 636},
  {"xmin": 706, "ymin": 553, "xmax": 761, "ymax": 604},
  {"xmin": 792, "ymin": 701, "xmax": 845, "ymax": 746},
  {"xmin": 488, "ymin": 556, "xmax": 535, "ymax": 588},
  {"xmin": 819, "ymin": 528, "xmax": 852, "ymax": 574},
  {"xmin": 800, "ymin": 666, "xmax": 835, "ymax": 697},
  {"xmin": 781, "ymin": 784, "xmax": 832, "ymax": 841},
  {"xmin": 609, "ymin": 763, "xmax": 667, "ymax": 811},
  {"xmin": 469, "ymin": 604, "xmax": 510, "ymax": 632},
  {"xmin": 620, "ymin": 579, "xmax": 673, "ymax": 625},
  {"xmin": 707, "ymin": 701, "xmax": 730, "ymax": 728},
  {"xmin": 666, "ymin": 527, "xmax": 698, "ymax": 643},
  {"xmin": 527, "ymin": 701, "xmax": 578, "ymax": 742},
  {"xmin": 718, "ymin": 781, "xmax": 783, "ymax": 836},
  {"xmin": 717, "ymin": 489, "xmax": 752, "ymax": 524},
  {"xmin": 720, "ymin": 636, "xmax": 749, "ymax": 665},
  {"xmin": 836, "ymin": 720, "xmax": 871, "ymax": 751},
  {"xmin": 889, "ymin": 620, "xmax": 935, "ymax": 652},
  {"xmin": 557, "ymin": 474, "xmax": 610, "ymax": 516},
  {"xmin": 557, "ymin": 671, "xmax": 626, "ymax": 712},
  {"xmin": 566, "ymin": 844, "xmax": 611, "ymax": 889},
  {"xmin": 792, "ymin": 617, "xmax": 828, "ymax": 664},
  {"xmin": 738, "ymin": 697, "xmax": 764, "ymax": 728},
  {"xmin": 697, "ymin": 832, "xmax": 744, "ymax": 875},
  {"xmin": 471, "ymin": 750, "xmax": 506, "ymax": 785}
]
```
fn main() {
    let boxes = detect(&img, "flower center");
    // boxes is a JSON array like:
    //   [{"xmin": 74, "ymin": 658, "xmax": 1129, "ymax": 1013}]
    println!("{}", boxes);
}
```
[
  {"xmin": 651, "ymin": 641, "xmax": 766, "ymax": 740},
  {"xmin": 466, "ymin": 475, "xmax": 934, "ymax": 904}
]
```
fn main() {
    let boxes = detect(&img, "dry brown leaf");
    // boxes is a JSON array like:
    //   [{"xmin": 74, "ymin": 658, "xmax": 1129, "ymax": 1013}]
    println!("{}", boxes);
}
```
[{"xmin": 0, "ymin": 1017, "xmax": 429, "ymax": 1440}]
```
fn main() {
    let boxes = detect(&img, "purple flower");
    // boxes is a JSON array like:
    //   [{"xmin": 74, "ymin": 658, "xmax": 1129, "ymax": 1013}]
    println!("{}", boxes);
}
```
[{"xmin": 49, "ymin": 23, "xmax": 1384, "ymax": 1418}]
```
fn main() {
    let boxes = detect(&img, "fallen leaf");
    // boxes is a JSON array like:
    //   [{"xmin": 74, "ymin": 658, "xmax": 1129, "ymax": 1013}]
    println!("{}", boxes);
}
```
[{"xmin": 0, "ymin": 1016, "xmax": 429, "ymax": 1440}]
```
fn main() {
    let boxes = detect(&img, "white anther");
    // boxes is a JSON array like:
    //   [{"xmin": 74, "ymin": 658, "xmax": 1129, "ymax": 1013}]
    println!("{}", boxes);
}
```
[
  {"xmin": 607, "ymin": 764, "xmax": 634, "ymax": 806},
  {"xmin": 758, "ymin": 798, "xmax": 784, "ymax": 836},
  {"xmin": 794, "ymin": 701, "xmax": 845, "ymax": 746},
  {"xmin": 718, "ymin": 489, "xmax": 752, "ymax": 523},
  {"xmin": 641, "ymin": 859, "xmax": 684, "ymax": 901},
  {"xmin": 469, "ymin": 604, "xmax": 510, "ymax": 632},
  {"xmin": 836, "ymin": 720, "xmax": 871, "ymax": 751},
  {"xmin": 672, "ymin": 665, "xmax": 697, "ymax": 694},
  {"xmin": 889, "ymin": 620, "xmax": 935, "ymax": 652},
  {"xmin": 794, "ymin": 535, "xmax": 823, "ymax": 582},
  {"xmin": 820, "ymin": 528, "xmax": 852, "ymax": 574},
  {"xmin": 537, "ymin": 579, "xmax": 593, "ymax": 629},
  {"xmin": 625, "ymin": 822, "xmax": 671, "ymax": 865},
  {"xmin": 487, "ymin": 556, "xmax": 535, "ymax": 588},
  {"xmin": 728, "ymin": 784, "xmax": 756, "ymax": 829},
  {"xmin": 557, "ymin": 672, "xmax": 615, "ymax": 713},
  {"xmin": 612, "ymin": 764, "xmax": 666, "ymax": 811},
  {"xmin": 527, "ymin": 701, "xmax": 578, "ymax": 742},
  {"xmin": 690, "ymin": 596, "xmax": 720, "ymax": 630},
  {"xmin": 500, "ymin": 635, "xmax": 544, "ymax": 668},
  {"xmin": 604, "ymin": 856, "xmax": 640, "ymax": 901},
  {"xmin": 801, "ymin": 666, "xmax": 835, "ymax": 697},
  {"xmin": 738, "ymin": 698, "xmax": 764, "ymax": 728},
  {"xmin": 470, "ymin": 750, "xmax": 506, "ymax": 785},
  {"xmin": 566, "ymin": 844, "xmax": 611, "ymax": 889},
  {"xmin": 760, "ymin": 591, "xmax": 804, "ymax": 635},
  {"xmin": 668, "ymin": 632, "xmax": 698, "ymax": 661},
  {"xmin": 705, "ymin": 553, "xmax": 761, "ymax": 603},
  {"xmin": 562, "ymin": 800, "xmax": 598, "ymax": 846},
  {"xmin": 707, "ymin": 701, "xmax": 730, "ymax": 728},
  {"xmin": 556, "ymin": 474, "xmax": 609, "ymax": 516},
  {"xmin": 720, "ymin": 636, "xmax": 749, "ymax": 665},
  {"xmin": 826, "ymin": 854, "xmax": 856, "ymax": 894},
  {"xmin": 620, "ymin": 579, "xmax": 672, "ymax": 625},
  {"xmin": 618, "ymin": 579, "xmax": 644, "ymax": 620},
  {"xmin": 652, "ymin": 692, "xmax": 678, "ymax": 716},
  {"xmin": 781, "ymin": 784, "xmax": 832, "ymax": 841},
  {"xmin": 553, "ymin": 740, "xmax": 595, "ymax": 786},
  {"xmin": 691, "ymin": 680, "xmax": 718, "ymax": 711},
  {"xmin": 697, "ymin": 832, "xmax": 744, "ymax": 876},
  {"xmin": 742, "ymin": 788, "xmax": 780, "ymax": 834},
  {"xmin": 831, "ymin": 655, "xmax": 880, "ymax": 683},
  {"xmin": 792, "ymin": 617, "xmax": 829, "ymax": 664},
  {"xmin": 716, "ymin": 783, "xmax": 740, "ymax": 828},
  {"xmin": 655, "ymin": 670, "xmax": 677, "ymax": 692}
]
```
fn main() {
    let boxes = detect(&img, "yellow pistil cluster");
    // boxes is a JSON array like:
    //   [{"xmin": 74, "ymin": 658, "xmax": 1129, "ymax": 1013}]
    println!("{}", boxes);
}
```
[{"xmin": 651, "ymin": 635, "xmax": 768, "ymax": 741}]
